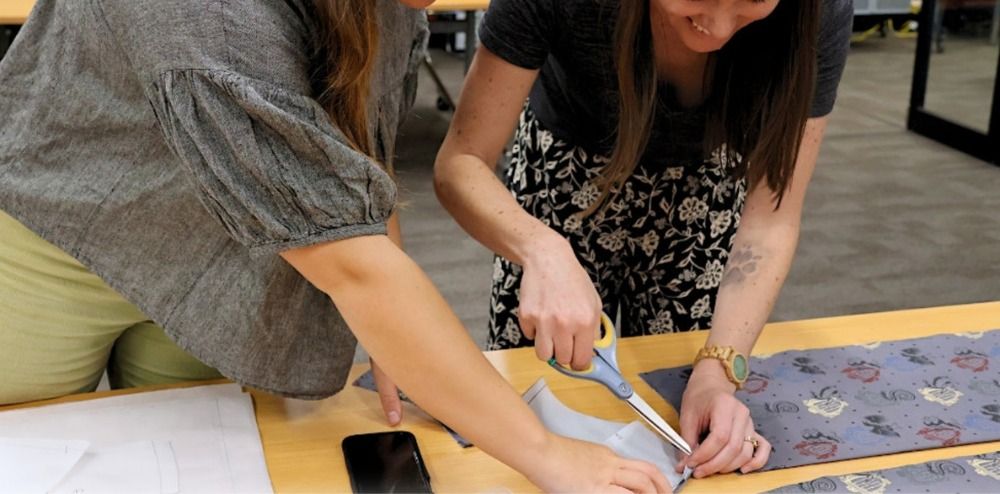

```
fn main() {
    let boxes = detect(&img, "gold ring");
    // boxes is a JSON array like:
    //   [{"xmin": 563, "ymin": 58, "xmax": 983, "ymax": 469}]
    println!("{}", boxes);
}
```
[{"xmin": 745, "ymin": 436, "xmax": 759, "ymax": 449}]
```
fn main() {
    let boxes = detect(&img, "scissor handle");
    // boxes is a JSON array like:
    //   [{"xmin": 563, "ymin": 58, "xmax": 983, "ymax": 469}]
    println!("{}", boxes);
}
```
[
  {"xmin": 547, "ymin": 312, "xmax": 633, "ymax": 399},
  {"xmin": 594, "ymin": 312, "xmax": 616, "ymax": 351}
]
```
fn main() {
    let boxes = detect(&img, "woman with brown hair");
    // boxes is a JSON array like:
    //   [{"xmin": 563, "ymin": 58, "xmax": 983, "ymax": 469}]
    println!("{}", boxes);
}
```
[
  {"xmin": 435, "ymin": 0, "xmax": 853, "ymax": 479},
  {"xmin": 0, "ymin": 0, "xmax": 669, "ymax": 491}
]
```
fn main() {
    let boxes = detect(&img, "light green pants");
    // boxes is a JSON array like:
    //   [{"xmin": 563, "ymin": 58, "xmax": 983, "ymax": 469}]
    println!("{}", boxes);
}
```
[{"xmin": 0, "ymin": 210, "xmax": 222, "ymax": 405}]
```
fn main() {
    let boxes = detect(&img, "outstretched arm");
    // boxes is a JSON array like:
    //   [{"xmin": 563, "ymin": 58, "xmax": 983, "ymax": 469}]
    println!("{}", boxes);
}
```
[{"xmin": 678, "ymin": 117, "xmax": 828, "ymax": 478}]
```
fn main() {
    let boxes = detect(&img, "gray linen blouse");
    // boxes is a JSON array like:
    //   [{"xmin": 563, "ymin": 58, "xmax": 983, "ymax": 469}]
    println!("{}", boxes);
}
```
[{"xmin": 0, "ymin": 0, "xmax": 428, "ymax": 399}]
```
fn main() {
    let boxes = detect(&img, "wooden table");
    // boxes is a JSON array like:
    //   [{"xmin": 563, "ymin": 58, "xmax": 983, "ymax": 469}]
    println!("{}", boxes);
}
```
[
  {"xmin": 428, "ymin": 0, "xmax": 490, "ymax": 71},
  {"xmin": 5, "ymin": 301, "xmax": 1000, "ymax": 492},
  {"xmin": 421, "ymin": 0, "xmax": 489, "ymax": 111},
  {"xmin": 0, "ymin": 0, "xmax": 32, "ymax": 56},
  {"xmin": 0, "ymin": 0, "xmax": 32, "ymax": 25}
]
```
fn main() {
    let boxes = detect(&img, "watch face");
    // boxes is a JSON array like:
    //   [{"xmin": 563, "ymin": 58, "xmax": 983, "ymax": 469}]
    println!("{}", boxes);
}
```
[{"xmin": 732, "ymin": 354, "xmax": 749, "ymax": 381}]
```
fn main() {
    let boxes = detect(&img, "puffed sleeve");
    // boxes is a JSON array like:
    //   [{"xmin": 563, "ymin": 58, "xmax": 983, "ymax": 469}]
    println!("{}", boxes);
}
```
[{"xmin": 146, "ymin": 69, "xmax": 396, "ymax": 258}]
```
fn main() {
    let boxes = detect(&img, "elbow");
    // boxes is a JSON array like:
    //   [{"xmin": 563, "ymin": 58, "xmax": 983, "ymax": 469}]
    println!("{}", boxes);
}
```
[
  {"xmin": 280, "ymin": 235, "xmax": 404, "ymax": 297},
  {"xmin": 432, "ymin": 152, "xmax": 456, "ymax": 209}
]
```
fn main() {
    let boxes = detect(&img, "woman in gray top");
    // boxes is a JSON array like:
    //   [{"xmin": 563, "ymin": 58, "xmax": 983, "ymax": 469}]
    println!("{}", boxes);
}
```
[{"xmin": 0, "ymin": 0, "xmax": 670, "ymax": 490}]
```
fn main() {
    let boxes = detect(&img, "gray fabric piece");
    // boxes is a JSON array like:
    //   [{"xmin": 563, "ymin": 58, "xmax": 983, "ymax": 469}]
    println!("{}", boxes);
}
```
[
  {"xmin": 522, "ymin": 379, "xmax": 626, "ymax": 444},
  {"xmin": 524, "ymin": 379, "xmax": 693, "ymax": 491},
  {"xmin": 641, "ymin": 330, "xmax": 1000, "ymax": 471},
  {"xmin": 0, "ymin": 0, "xmax": 428, "ymax": 399},
  {"xmin": 353, "ymin": 371, "xmax": 695, "ymax": 490},
  {"xmin": 765, "ymin": 451, "xmax": 1000, "ymax": 493}
]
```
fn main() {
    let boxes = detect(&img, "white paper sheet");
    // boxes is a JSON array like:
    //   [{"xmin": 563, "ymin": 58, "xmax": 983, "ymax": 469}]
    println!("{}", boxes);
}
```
[
  {"xmin": 0, "ymin": 438, "xmax": 90, "ymax": 493},
  {"xmin": 523, "ymin": 379, "xmax": 693, "ymax": 491},
  {"xmin": 0, "ymin": 384, "xmax": 271, "ymax": 494},
  {"xmin": 50, "ymin": 440, "xmax": 179, "ymax": 494}
]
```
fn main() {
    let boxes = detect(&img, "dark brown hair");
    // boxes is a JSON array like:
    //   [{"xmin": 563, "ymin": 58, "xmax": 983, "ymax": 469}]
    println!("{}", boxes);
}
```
[
  {"xmin": 603, "ymin": 0, "xmax": 819, "ymax": 210},
  {"xmin": 311, "ymin": 0, "xmax": 380, "ymax": 158}
]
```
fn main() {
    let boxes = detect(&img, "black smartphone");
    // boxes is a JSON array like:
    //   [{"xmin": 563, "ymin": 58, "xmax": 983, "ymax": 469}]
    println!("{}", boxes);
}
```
[{"xmin": 342, "ymin": 431, "xmax": 433, "ymax": 493}]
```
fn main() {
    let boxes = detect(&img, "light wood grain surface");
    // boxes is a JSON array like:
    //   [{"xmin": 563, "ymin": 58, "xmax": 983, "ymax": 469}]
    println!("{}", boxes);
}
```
[
  {"xmin": 254, "ymin": 302, "xmax": 1000, "ymax": 493},
  {"xmin": 6, "ymin": 302, "xmax": 998, "ymax": 492},
  {"xmin": 429, "ymin": 0, "xmax": 490, "ymax": 12},
  {"xmin": 0, "ymin": 0, "xmax": 33, "ymax": 25}
]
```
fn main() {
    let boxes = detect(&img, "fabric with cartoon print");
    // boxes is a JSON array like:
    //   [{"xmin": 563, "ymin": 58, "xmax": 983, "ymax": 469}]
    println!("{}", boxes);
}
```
[
  {"xmin": 641, "ymin": 330, "xmax": 1000, "ymax": 470},
  {"xmin": 765, "ymin": 451, "xmax": 1000, "ymax": 493}
]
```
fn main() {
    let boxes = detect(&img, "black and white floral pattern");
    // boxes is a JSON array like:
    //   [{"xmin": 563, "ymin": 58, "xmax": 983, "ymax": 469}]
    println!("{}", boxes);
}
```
[{"xmin": 487, "ymin": 105, "xmax": 748, "ymax": 350}]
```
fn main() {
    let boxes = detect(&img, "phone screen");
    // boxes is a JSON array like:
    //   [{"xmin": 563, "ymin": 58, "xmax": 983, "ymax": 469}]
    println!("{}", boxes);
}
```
[{"xmin": 342, "ymin": 431, "xmax": 432, "ymax": 493}]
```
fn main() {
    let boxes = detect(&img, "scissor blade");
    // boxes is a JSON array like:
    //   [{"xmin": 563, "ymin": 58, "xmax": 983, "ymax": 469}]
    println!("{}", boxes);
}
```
[{"xmin": 625, "ymin": 394, "xmax": 693, "ymax": 456}]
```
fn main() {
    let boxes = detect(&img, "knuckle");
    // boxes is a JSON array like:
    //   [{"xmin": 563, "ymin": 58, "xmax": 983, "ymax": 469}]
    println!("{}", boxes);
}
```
[
  {"xmin": 519, "ymin": 306, "xmax": 538, "ymax": 321},
  {"xmin": 729, "ymin": 435, "xmax": 746, "ymax": 451},
  {"xmin": 706, "ymin": 435, "xmax": 725, "ymax": 450}
]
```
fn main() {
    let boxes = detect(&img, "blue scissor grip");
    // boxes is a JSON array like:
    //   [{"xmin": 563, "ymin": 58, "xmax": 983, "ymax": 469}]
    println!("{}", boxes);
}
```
[
  {"xmin": 547, "ymin": 312, "xmax": 633, "ymax": 400},
  {"xmin": 548, "ymin": 357, "xmax": 633, "ymax": 399}
]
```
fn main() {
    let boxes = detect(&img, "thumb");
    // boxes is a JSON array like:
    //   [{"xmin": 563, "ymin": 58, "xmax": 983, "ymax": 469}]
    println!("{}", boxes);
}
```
[
  {"xmin": 676, "ymin": 409, "xmax": 701, "ymax": 472},
  {"xmin": 371, "ymin": 359, "xmax": 402, "ymax": 426}
]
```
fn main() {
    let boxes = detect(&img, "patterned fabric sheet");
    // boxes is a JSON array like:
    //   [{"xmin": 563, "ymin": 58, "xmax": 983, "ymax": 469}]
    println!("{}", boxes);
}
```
[
  {"xmin": 641, "ymin": 330, "xmax": 1000, "ymax": 471},
  {"xmin": 764, "ymin": 450, "xmax": 1000, "ymax": 493}
]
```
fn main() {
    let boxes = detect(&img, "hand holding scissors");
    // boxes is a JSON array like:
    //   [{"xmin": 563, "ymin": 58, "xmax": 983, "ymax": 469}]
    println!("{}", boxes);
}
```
[{"xmin": 548, "ymin": 312, "xmax": 693, "ymax": 456}]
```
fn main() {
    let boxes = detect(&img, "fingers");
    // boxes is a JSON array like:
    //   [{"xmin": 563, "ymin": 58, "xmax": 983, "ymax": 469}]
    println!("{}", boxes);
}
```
[
  {"xmin": 622, "ymin": 459, "xmax": 672, "ymax": 493},
  {"xmin": 371, "ymin": 359, "xmax": 402, "ymax": 426},
  {"xmin": 687, "ymin": 400, "xmax": 752, "ymax": 478},
  {"xmin": 553, "ymin": 329, "xmax": 575, "ymax": 366},
  {"xmin": 693, "ymin": 409, "xmax": 750, "ymax": 478},
  {"xmin": 721, "ymin": 416, "xmax": 756, "ymax": 474},
  {"xmin": 676, "ymin": 410, "xmax": 701, "ymax": 473},
  {"xmin": 526, "ymin": 311, "xmax": 600, "ymax": 368},
  {"xmin": 682, "ymin": 410, "xmax": 731, "ymax": 471},
  {"xmin": 740, "ymin": 433, "xmax": 771, "ymax": 474},
  {"xmin": 519, "ymin": 311, "xmax": 537, "ymax": 341},
  {"xmin": 534, "ymin": 334, "xmax": 554, "ymax": 362},
  {"xmin": 612, "ymin": 467, "xmax": 658, "ymax": 494},
  {"xmin": 571, "ymin": 328, "xmax": 595, "ymax": 371}
]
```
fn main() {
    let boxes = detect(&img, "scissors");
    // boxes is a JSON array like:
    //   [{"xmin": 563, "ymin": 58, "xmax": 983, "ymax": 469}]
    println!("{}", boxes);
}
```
[{"xmin": 548, "ymin": 311, "xmax": 693, "ymax": 456}]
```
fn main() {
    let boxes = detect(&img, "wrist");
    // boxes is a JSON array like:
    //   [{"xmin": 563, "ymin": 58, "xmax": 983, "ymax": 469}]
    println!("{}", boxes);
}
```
[
  {"xmin": 516, "ymin": 431, "xmax": 566, "ymax": 482},
  {"xmin": 691, "ymin": 357, "xmax": 738, "ymax": 393},
  {"xmin": 517, "ymin": 227, "xmax": 571, "ymax": 268}
]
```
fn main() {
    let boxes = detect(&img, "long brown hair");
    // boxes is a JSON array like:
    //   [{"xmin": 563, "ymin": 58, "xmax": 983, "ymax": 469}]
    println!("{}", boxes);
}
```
[
  {"xmin": 603, "ymin": 0, "xmax": 819, "ymax": 210},
  {"xmin": 312, "ymin": 0, "xmax": 380, "ymax": 158}
]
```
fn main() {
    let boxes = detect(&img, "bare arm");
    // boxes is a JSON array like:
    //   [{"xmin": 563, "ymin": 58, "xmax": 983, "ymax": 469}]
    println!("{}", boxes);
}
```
[
  {"xmin": 280, "ymin": 234, "xmax": 669, "ymax": 492},
  {"xmin": 370, "ymin": 212, "xmax": 405, "ymax": 425},
  {"xmin": 678, "ymin": 117, "xmax": 828, "ymax": 478},
  {"xmin": 281, "ymin": 236, "xmax": 546, "ymax": 472},
  {"xmin": 705, "ymin": 117, "xmax": 828, "ymax": 364},
  {"xmin": 434, "ymin": 47, "xmax": 552, "ymax": 266},
  {"xmin": 434, "ymin": 47, "xmax": 602, "ymax": 370}
]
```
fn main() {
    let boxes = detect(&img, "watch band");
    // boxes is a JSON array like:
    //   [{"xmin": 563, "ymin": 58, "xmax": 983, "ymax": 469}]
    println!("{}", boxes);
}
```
[{"xmin": 694, "ymin": 345, "xmax": 749, "ymax": 389}]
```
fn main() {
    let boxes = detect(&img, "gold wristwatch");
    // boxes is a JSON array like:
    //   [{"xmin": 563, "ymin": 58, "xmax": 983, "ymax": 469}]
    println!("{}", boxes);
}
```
[{"xmin": 694, "ymin": 346, "xmax": 749, "ymax": 390}]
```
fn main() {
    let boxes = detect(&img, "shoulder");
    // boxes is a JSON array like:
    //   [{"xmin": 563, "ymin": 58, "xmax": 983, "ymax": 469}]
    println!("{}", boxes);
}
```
[
  {"xmin": 820, "ymin": 0, "xmax": 854, "ymax": 37},
  {"xmin": 98, "ymin": 0, "xmax": 316, "ymax": 91},
  {"xmin": 817, "ymin": 0, "xmax": 853, "ymax": 57},
  {"xmin": 483, "ymin": 0, "xmax": 610, "ymax": 28}
]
